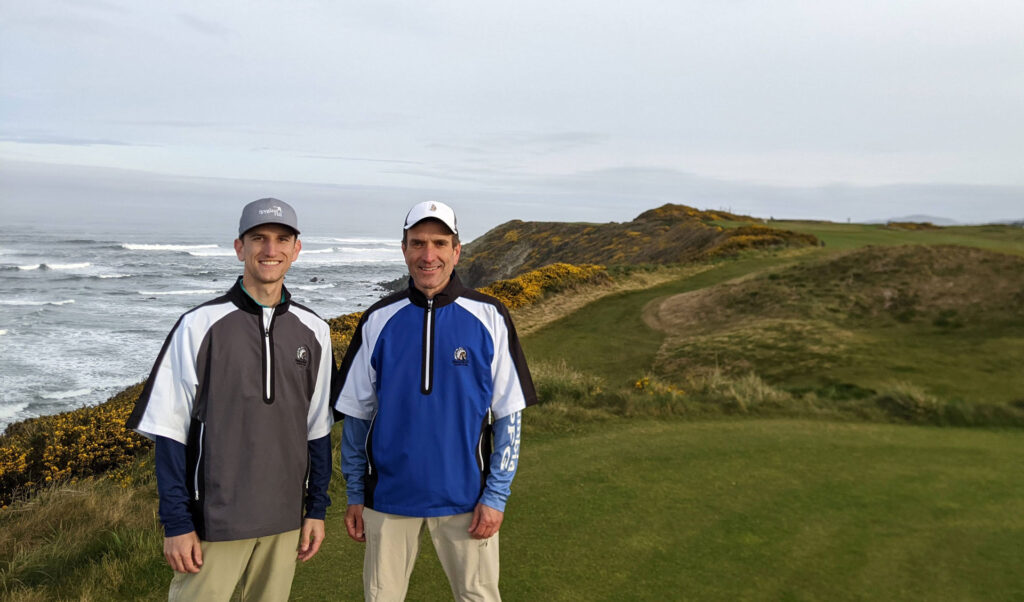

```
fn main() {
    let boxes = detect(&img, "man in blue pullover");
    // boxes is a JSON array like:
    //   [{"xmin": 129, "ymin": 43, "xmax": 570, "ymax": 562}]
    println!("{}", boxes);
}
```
[
  {"xmin": 127, "ymin": 198, "xmax": 334, "ymax": 601},
  {"xmin": 335, "ymin": 201, "xmax": 537, "ymax": 601}
]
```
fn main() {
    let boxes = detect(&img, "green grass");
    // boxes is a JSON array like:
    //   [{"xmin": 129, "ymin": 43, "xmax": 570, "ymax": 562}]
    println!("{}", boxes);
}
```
[
  {"xmin": 772, "ymin": 221, "xmax": 1024, "ymax": 256},
  {"xmin": 659, "ymin": 322, "xmax": 1024, "ymax": 406},
  {"xmin": 524, "ymin": 254, "xmax": 800, "ymax": 386},
  {"xmin": 710, "ymin": 218, "xmax": 1024, "ymax": 256},
  {"xmin": 287, "ymin": 419, "xmax": 1024, "ymax": 601}
]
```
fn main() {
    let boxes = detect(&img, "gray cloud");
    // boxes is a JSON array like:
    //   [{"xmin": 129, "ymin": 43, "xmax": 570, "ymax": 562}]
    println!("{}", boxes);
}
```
[
  {"xmin": 0, "ymin": 132, "xmax": 138, "ymax": 146},
  {"xmin": 177, "ymin": 13, "xmax": 231, "ymax": 36},
  {"xmin": 1, "ymin": 1, "xmax": 1022, "ymax": 221}
]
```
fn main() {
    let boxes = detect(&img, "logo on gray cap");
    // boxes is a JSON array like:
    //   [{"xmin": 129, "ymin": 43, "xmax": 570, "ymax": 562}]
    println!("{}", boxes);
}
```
[{"xmin": 239, "ymin": 198, "xmax": 300, "ymax": 236}]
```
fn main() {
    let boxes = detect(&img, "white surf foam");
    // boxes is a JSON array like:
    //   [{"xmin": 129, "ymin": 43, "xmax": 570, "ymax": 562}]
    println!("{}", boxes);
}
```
[
  {"xmin": 0, "ymin": 402, "xmax": 29, "ymax": 421},
  {"xmin": 292, "ymin": 283, "xmax": 337, "ymax": 291},
  {"xmin": 40, "ymin": 388, "xmax": 92, "ymax": 400},
  {"xmin": 0, "ymin": 299, "xmax": 76, "ymax": 306},
  {"xmin": 187, "ymin": 249, "xmax": 237, "ymax": 257},
  {"xmin": 138, "ymin": 289, "xmax": 219, "ymax": 296},
  {"xmin": 122, "ymin": 243, "xmax": 219, "ymax": 251}
]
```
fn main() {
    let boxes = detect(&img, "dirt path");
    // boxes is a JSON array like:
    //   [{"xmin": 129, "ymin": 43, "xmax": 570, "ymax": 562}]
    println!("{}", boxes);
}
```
[{"xmin": 514, "ymin": 265, "xmax": 714, "ymax": 336}]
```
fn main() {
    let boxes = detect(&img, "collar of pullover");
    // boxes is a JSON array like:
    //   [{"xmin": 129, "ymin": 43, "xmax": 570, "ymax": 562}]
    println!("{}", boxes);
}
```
[
  {"xmin": 229, "ymin": 276, "xmax": 292, "ymax": 315},
  {"xmin": 407, "ymin": 271, "xmax": 466, "ymax": 309}
]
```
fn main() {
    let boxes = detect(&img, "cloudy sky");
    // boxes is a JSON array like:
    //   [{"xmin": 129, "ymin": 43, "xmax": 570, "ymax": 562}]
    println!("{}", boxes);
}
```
[{"xmin": 1, "ymin": 0, "xmax": 1022, "ymax": 237}]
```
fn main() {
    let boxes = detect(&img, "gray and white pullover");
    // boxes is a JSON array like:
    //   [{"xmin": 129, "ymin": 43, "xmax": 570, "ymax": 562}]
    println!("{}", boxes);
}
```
[{"xmin": 127, "ymin": 277, "xmax": 334, "ymax": 541}]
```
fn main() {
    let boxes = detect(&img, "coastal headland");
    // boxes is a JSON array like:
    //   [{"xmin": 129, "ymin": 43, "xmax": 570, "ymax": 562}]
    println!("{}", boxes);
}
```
[{"xmin": 3, "ymin": 204, "xmax": 1024, "ymax": 600}]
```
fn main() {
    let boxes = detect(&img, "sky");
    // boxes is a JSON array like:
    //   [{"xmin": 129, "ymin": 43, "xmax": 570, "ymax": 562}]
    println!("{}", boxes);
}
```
[{"xmin": 1, "ymin": 0, "xmax": 1022, "ymax": 239}]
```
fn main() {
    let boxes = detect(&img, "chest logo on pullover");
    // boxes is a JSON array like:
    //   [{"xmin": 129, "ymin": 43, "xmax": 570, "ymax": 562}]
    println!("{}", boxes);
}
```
[
  {"xmin": 453, "ymin": 347, "xmax": 469, "ymax": 366},
  {"xmin": 296, "ymin": 346, "xmax": 310, "ymax": 367}
]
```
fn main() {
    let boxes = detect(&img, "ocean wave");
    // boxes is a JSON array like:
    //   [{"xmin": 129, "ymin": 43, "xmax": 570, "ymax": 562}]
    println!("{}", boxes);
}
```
[
  {"xmin": 97, "ymin": 273, "xmax": 132, "ymax": 279},
  {"xmin": 0, "ymin": 299, "xmax": 75, "ymax": 306},
  {"xmin": 292, "ymin": 283, "xmax": 337, "ymax": 291},
  {"xmin": 336, "ymin": 247, "xmax": 400, "ymax": 255},
  {"xmin": 187, "ymin": 249, "xmax": 237, "ymax": 257},
  {"xmin": 40, "ymin": 388, "xmax": 92, "ymax": 400},
  {"xmin": 0, "ymin": 402, "xmax": 29, "ymax": 421},
  {"xmin": 0, "ymin": 329, "xmax": 8, "ymax": 336},
  {"xmin": 296, "ymin": 257, "xmax": 405, "ymax": 266},
  {"xmin": 304, "ymin": 236, "xmax": 400, "ymax": 246},
  {"xmin": 122, "ymin": 243, "xmax": 219, "ymax": 251},
  {"xmin": 16, "ymin": 262, "xmax": 91, "ymax": 271},
  {"xmin": 138, "ymin": 289, "xmax": 219, "ymax": 296},
  {"xmin": 300, "ymin": 247, "xmax": 336, "ymax": 254}
]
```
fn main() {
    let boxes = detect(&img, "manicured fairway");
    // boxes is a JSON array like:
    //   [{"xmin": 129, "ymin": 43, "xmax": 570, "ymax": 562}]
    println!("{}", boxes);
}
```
[{"xmin": 291, "ymin": 419, "xmax": 1024, "ymax": 601}]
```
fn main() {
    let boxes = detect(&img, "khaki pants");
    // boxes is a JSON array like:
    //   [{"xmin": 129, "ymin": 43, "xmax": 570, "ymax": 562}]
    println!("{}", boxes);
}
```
[
  {"xmin": 363, "ymin": 508, "xmax": 500, "ymax": 602},
  {"xmin": 168, "ymin": 529, "xmax": 300, "ymax": 602}
]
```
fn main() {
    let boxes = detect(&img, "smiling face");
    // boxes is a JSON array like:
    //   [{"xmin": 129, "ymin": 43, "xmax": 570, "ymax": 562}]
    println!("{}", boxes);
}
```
[
  {"xmin": 234, "ymin": 224, "xmax": 301, "ymax": 293},
  {"xmin": 402, "ymin": 220, "xmax": 461, "ymax": 299}
]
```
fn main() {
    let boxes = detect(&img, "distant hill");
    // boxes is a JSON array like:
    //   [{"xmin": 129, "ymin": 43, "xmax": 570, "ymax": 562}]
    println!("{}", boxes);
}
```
[
  {"xmin": 458, "ymin": 203, "xmax": 820, "ymax": 287},
  {"xmin": 876, "ymin": 214, "xmax": 959, "ymax": 226}
]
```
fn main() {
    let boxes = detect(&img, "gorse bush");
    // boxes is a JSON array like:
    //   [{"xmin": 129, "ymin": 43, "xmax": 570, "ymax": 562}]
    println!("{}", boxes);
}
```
[
  {"xmin": 0, "ymin": 384, "xmax": 149, "ymax": 507},
  {"xmin": 479, "ymin": 263, "xmax": 610, "ymax": 310}
]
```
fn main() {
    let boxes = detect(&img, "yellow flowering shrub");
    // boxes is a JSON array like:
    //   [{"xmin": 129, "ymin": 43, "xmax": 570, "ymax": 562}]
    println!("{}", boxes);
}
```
[
  {"xmin": 479, "ymin": 263, "xmax": 610, "ymax": 310},
  {"xmin": 0, "ymin": 383, "xmax": 148, "ymax": 507},
  {"xmin": 327, "ymin": 311, "xmax": 364, "ymax": 367}
]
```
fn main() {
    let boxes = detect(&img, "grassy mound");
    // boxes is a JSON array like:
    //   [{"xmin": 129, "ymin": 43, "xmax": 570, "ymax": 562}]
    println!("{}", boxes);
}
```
[{"xmin": 649, "ymin": 245, "xmax": 1024, "ymax": 406}]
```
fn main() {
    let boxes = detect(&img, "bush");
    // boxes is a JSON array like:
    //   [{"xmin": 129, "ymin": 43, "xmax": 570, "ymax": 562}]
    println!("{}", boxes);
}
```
[
  {"xmin": 0, "ymin": 384, "xmax": 150, "ymax": 507},
  {"xmin": 479, "ymin": 263, "xmax": 610, "ymax": 310}
]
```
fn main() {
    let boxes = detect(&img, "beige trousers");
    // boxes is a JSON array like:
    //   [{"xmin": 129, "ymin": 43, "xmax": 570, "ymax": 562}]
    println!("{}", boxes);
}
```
[
  {"xmin": 363, "ymin": 508, "xmax": 500, "ymax": 602},
  {"xmin": 168, "ymin": 529, "xmax": 300, "ymax": 602}
]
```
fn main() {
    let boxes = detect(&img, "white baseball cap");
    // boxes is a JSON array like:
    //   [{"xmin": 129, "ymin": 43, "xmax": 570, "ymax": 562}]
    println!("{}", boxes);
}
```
[{"xmin": 403, "ymin": 201, "xmax": 458, "ymax": 235}]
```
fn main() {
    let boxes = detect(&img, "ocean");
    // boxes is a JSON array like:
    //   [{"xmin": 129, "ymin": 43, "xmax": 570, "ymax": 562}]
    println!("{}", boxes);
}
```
[{"xmin": 0, "ymin": 225, "xmax": 408, "ymax": 433}]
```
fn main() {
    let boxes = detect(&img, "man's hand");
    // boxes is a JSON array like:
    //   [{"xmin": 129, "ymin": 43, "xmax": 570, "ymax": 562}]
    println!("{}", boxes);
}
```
[
  {"xmin": 468, "ymin": 503, "xmax": 503, "ymax": 539},
  {"xmin": 345, "ymin": 504, "xmax": 366, "ymax": 542},
  {"xmin": 164, "ymin": 531, "xmax": 203, "ymax": 573},
  {"xmin": 297, "ymin": 518, "xmax": 326, "ymax": 562}
]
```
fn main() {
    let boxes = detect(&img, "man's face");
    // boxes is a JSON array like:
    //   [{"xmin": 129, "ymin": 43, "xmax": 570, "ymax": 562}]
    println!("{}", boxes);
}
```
[
  {"xmin": 234, "ymin": 224, "xmax": 301, "ymax": 287},
  {"xmin": 402, "ymin": 220, "xmax": 461, "ymax": 298}
]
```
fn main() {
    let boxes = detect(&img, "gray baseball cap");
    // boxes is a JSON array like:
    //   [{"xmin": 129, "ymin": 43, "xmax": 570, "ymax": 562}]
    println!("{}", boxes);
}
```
[{"xmin": 238, "ymin": 198, "xmax": 300, "ymax": 237}]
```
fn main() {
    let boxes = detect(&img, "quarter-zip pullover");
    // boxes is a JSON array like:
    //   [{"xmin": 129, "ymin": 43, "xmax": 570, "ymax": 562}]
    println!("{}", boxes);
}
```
[
  {"xmin": 127, "ymin": 277, "xmax": 334, "ymax": 541},
  {"xmin": 334, "ymin": 272, "xmax": 537, "ymax": 517}
]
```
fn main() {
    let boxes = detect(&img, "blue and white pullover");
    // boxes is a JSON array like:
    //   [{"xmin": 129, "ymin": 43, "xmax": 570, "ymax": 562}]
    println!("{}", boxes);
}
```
[{"xmin": 334, "ymin": 272, "xmax": 537, "ymax": 517}]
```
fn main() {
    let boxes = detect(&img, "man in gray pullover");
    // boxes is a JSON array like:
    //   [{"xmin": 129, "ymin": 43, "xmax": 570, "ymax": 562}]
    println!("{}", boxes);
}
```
[{"xmin": 127, "ymin": 198, "xmax": 334, "ymax": 601}]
